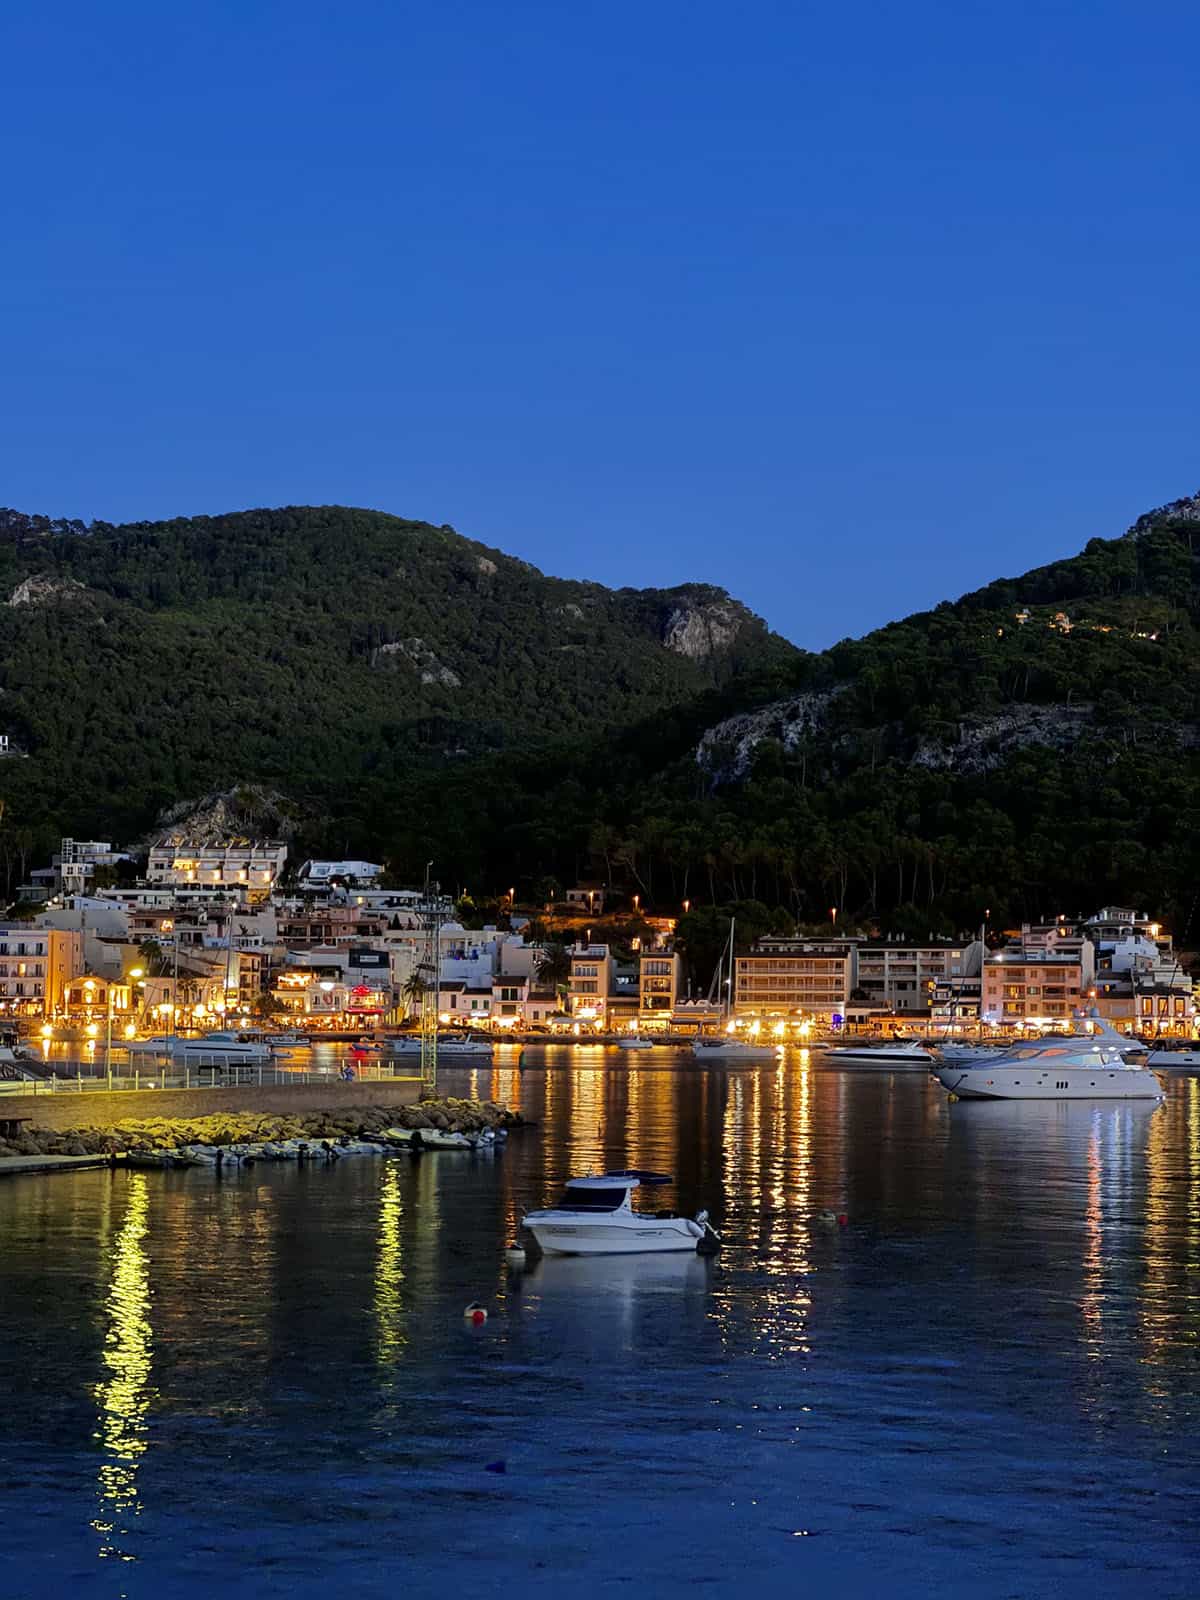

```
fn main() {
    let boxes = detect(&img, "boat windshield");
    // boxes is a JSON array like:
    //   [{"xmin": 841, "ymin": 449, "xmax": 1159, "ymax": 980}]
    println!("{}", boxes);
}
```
[{"xmin": 558, "ymin": 1185, "xmax": 629, "ymax": 1212}]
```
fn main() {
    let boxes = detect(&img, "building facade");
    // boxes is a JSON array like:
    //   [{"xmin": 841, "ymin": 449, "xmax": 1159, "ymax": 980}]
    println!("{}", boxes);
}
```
[
  {"xmin": 0, "ymin": 926, "xmax": 84, "ymax": 1017},
  {"xmin": 856, "ymin": 939, "xmax": 985, "ymax": 1016},
  {"xmin": 146, "ymin": 840, "xmax": 288, "ymax": 898},
  {"xmin": 734, "ymin": 938, "xmax": 855, "ymax": 1023}
]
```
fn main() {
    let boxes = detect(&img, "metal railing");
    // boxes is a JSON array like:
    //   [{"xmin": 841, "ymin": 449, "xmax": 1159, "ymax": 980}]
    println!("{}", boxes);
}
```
[{"xmin": 0, "ymin": 1060, "xmax": 424, "ymax": 1096}]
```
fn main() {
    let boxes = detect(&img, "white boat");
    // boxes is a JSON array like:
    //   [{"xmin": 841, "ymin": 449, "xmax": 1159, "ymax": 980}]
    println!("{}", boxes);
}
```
[
  {"xmin": 615, "ymin": 1036, "xmax": 658, "ymax": 1050},
  {"xmin": 523, "ymin": 1171, "xmax": 718, "ymax": 1256},
  {"xmin": 691, "ymin": 1036, "xmax": 781, "ymax": 1063},
  {"xmin": 386, "ymin": 1034, "xmax": 494, "ymax": 1060},
  {"xmin": 1146, "ymin": 1044, "xmax": 1200, "ymax": 1071},
  {"xmin": 126, "ymin": 1032, "xmax": 273, "ymax": 1064},
  {"xmin": 823, "ymin": 1040, "xmax": 934, "ymax": 1067},
  {"xmin": 932, "ymin": 1021, "xmax": 1162, "ymax": 1101}
]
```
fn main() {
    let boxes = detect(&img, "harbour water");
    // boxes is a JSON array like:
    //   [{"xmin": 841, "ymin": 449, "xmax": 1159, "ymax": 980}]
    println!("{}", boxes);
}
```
[{"xmin": 1, "ymin": 1050, "xmax": 1198, "ymax": 1598}]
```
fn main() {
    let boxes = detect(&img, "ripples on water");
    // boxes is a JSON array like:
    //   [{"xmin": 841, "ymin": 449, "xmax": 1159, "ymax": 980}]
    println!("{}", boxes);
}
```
[{"xmin": 1, "ymin": 1051, "xmax": 1198, "ymax": 1599}]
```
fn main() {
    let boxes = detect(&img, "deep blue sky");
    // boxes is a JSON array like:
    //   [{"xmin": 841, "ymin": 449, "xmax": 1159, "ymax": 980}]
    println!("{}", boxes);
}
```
[{"xmin": 3, "ymin": 2, "xmax": 1197, "ymax": 648}]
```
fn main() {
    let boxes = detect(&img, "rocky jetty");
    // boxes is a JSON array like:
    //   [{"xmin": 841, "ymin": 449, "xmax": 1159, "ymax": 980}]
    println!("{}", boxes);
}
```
[{"xmin": 0, "ymin": 1096, "xmax": 524, "ymax": 1170}]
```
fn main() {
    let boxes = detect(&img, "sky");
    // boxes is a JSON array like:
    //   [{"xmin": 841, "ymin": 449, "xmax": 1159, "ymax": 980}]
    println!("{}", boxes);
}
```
[{"xmin": 2, "ymin": 0, "xmax": 1198, "ymax": 649}]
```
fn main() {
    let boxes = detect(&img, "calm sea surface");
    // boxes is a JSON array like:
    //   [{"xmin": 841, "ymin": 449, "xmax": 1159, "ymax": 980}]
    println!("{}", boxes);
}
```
[{"xmin": 1, "ymin": 1049, "xmax": 1198, "ymax": 1599}]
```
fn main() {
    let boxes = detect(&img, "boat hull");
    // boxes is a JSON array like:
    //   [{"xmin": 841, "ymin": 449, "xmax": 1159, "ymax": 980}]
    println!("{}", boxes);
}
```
[
  {"xmin": 934, "ymin": 1065, "xmax": 1163, "ymax": 1100},
  {"xmin": 387, "ymin": 1041, "xmax": 494, "ymax": 1060},
  {"xmin": 525, "ymin": 1214, "xmax": 703, "ymax": 1256},
  {"xmin": 1146, "ymin": 1050, "xmax": 1200, "ymax": 1071},
  {"xmin": 824, "ymin": 1050, "xmax": 933, "ymax": 1068},
  {"xmin": 691, "ymin": 1044, "xmax": 780, "ymax": 1063}
]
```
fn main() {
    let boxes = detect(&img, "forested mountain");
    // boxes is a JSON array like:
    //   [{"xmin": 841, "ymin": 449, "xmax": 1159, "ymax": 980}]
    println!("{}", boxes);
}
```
[
  {"xmin": 4, "ymin": 494, "xmax": 1200, "ymax": 936},
  {"xmin": 0, "ymin": 504, "xmax": 797, "ymax": 852},
  {"xmin": 373, "ymin": 492, "xmax": 1200, "ymax": 936}
]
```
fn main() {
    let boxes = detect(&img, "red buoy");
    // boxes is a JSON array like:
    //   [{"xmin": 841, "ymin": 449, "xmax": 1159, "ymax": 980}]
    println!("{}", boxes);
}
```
[
  {"xmin": 464, "ymin": 1301, "xmax": 488, "ymax": 1326},
  {"xmin": 837, "ymin": 1214, "xmax": 848, "ymax": 1228}
]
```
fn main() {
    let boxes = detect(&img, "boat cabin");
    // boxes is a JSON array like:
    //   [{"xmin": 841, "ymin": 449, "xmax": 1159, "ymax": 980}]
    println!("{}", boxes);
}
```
[{"xmin": 554, "ymin": 1171, "xmax": 671, "ymax": 1212}]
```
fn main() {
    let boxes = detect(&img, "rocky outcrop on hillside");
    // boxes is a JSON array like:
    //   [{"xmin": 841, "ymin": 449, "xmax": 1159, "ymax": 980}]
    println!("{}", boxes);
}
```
[
  {"xmin": 7, "ymin": 574, "xmax": 91, "ymax": 607},
  {"xmin": 662, "ymin": 598, "xmax": 746, "ymax": 658},
  {"xmin": 372, "ymin": 637, "xmax": 461, "ymax": 687},
  {"xmin": 911, "ymin": 704, "xmax": 1096, "ymax": 774},
  {"xmin": 1128, "ymin": 492, "xmax": 1200, "ymax": 536},
  {"xmin": 697, "ymin": 689, "xmax": 845, "ymax": 778},
  {"xmin": 148, "ymin": 784, "xmax": 303, "ymax": 846}
]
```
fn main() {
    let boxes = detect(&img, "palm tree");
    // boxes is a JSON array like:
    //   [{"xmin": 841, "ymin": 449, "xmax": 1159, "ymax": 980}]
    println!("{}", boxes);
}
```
[
  {"xmin": 536, "ymin": 941, "xmax": 571, "ymax": 996},
  {"xmin": 402, "ymin": 970, "xmax": 427, "ymax": 1020}
]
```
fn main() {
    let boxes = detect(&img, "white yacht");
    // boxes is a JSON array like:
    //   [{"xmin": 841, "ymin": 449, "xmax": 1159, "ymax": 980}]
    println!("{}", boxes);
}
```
[
  {"xmin": 126, "ymin": 1032, "xmax": 273, "ymax": 1064},
  {"xmin": 1145, "ymin": 1043, "xmax": 1200, "ymax": 1071},
  {"xmin": 387, "ymin": 1034, "xmax": 494, "ymax": 1060},
  {"xmin": 932, "ymin": 1022, "xmax": 1162, "ymax": 1101},
  {"xmin": 523, "ymin": 1171, "xmax": 718, "ymax": 1256},
  {"xmin": 692, "ymin": 1036, "xmax": 781, "ymax": 1063},
  {"xmin": 823, "ymin": 1040, "xmax": 934, "ymax": 1068},
  {"xmin": 616, "ymin": 1036, "xmax": 657, "ymax": 1050}
]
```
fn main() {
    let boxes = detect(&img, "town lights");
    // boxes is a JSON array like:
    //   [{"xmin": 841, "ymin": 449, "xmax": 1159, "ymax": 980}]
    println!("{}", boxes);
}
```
[
  {"xmin": 124, "ymin": 1023, "xmax": 137, "ymax": 1039},
  {"xmin": 85, "ymin": 1023, "xmax": 98, "ymax": 1038},
  {"xmin": 40, "ymin": 1023, "xmax": 52, "ymax": 1038}
]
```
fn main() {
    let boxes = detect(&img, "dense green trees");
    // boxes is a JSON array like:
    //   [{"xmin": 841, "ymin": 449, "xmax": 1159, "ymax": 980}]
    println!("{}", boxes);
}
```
[{"xmin": 2, "ymin": 501, "xmax": 1200, "ymax": 936}]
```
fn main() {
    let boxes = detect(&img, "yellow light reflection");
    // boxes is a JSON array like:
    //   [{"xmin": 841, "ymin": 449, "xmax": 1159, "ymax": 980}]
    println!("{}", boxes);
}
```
[
  {"xmin": 92, "ymin": 1173, "xmax": 154, "ymax": 1562},
  {"xmin": 375, "ymin": 1164, "xmax": 407, "ymax": 1366}
]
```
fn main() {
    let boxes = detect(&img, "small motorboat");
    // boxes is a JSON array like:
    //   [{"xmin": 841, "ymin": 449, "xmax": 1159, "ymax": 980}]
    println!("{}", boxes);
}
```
[
  {"xmin": 823, "ymin": 1040, "xmax": 934, "ymax": 1067},
  {"xmin": 691, "ymin": 1036, "xmax": 780, "ymax": 1063},
  {"xmin": 523, "ymin": 1171, "xmax": 720, "ymax": 1256},
  {"xmin": 615, "ymin": 1036, "xmax": 656, "ymax": 1050}
]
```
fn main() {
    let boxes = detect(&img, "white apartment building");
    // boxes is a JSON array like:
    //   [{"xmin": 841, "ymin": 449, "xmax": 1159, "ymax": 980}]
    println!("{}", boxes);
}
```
[
  {"xmin": 734, "ymin": 939, "xmax": 856, "ymax": 1023},
  {"xmin": 856, "ymin": 939, "xmax": 986, "ymax": 1015},
  {"xmin": 146, "ymin": 840, "xmax": 287, "ymax": 896}
]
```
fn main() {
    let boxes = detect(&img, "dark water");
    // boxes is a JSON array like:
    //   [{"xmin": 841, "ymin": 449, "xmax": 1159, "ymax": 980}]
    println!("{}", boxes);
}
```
[{"xmin": 2, "ymin": 1051, "xmax": 1199, "ymax": 1599}]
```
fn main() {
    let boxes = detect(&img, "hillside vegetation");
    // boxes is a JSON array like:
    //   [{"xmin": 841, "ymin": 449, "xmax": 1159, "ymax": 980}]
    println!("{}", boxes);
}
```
[
  {"xmin": 3, "ymin": 495, "xmax": 1200, "ymax": 935},
  {"xmin": 0, "ymin": 504, "xmax": 797, "ymax": 846}
]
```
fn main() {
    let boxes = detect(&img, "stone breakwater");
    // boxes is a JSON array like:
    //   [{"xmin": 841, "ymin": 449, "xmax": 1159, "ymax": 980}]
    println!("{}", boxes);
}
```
[{"xmin": 0, "ymin": 1095, "xmax": 524, "ymax": 1168}]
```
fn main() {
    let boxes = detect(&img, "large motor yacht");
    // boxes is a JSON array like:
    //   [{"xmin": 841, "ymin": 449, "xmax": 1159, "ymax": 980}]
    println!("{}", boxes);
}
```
[{"xmin": 931, "ymin": 1021, "xmax": 1162, "ymax": 1101}]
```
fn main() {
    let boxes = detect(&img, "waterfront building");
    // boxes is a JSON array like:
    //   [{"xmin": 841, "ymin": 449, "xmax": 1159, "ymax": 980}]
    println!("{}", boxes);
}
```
[
  {"xmin": 0, "ymin": 926, "xmax": 84, "ymax": 1018},
  {"xmin": 981, "ymin": 940, "xmax": 1095, "ymax": 1028},
  {"xmin": 639, "ymin": 948, "xmax": 682, "ymax": 1028},
  {"xmin": 733, "ymin": 938, "xmax": 856, "ymax": 1024},
  {"xmin": 855, "ymin": 938, "xmax": 985, "ymax": 1016},
  {"xmin": 62, "ymin": 975, "xmax": 134, "ymax": 1022},
  {"xmin": 568, "ymin": 942, "xmax": 615, "ymax": 1021}
]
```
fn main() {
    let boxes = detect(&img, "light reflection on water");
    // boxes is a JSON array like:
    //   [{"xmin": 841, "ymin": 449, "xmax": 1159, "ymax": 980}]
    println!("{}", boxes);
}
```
[
  {"xmin": 0, "ymin": 1055, "xmax": 1198, "ymax": 1599},
  {"xmin": 92, "ymin": 1172, "xmax": 154, "ymax": 1563}
]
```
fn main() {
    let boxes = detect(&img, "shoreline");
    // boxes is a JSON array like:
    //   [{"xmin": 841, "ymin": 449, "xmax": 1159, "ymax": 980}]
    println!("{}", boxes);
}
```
[{"xmin": 0, "ymin": 1095, "xmax": 526, "ymax": 1178}]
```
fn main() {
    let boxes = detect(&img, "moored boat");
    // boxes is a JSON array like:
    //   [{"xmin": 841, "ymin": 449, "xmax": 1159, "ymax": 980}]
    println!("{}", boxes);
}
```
[
  {"xmin": 691, "ymin": 1036, "xmax": 781, "ymax": 1063},
  {"xmin": 823, "ymin": 1040, "xmax": 934, "ymax": 1068},
  {"xmin": 386, "ymin": 1033, "xmax": 494, "ymax": 1060},
  {"xmin": 932, "ymin": 1021, "xmax": 1162, "ymax": 1101},
  {"xmin": 126, "ymin": 1031, "xmax": 273, "ymax": 1064},
  {"xmin": 1145, "ymin": 1043, "xmax": 1200, "ymax": 1071},
  {"xmin": 523, "ymin": 1171, "xmax": 719, "ymax": 1256}
]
